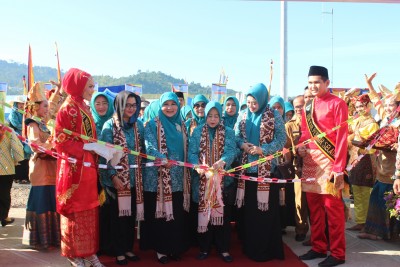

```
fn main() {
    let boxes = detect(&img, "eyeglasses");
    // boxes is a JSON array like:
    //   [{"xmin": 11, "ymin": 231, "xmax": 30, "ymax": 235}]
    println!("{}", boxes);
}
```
[
  {"xmin": 194, "ymin": 103, "xmax": 206, "ymax": 109},
  {"xmin": 125, "ymin": 103, "xmax": 138, "ymax": 109}
]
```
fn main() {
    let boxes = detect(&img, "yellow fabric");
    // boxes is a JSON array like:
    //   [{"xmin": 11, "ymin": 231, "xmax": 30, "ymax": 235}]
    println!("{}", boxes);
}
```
[
  {"xmin": 352, "ymin": 185, "xmax": 372, "ymax": 224},
  {"xmin": 350, "ymin": 115, "xmax": 379, "ymax": 154},
  {"xmin": 0, "ymin": 130, "xmax": 24, "ymax": 175}
]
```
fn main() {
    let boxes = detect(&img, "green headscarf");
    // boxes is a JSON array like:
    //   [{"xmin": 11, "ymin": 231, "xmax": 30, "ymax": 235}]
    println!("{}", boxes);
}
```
[
  {"xmin": 158, "ymin": 92, "xmax": 184, "ymax": 160},
  {"xmin": 245, "ymin": 83, "xmax": 269, "ymax": 145},
  {"xmin": 90, "ymin": 91, "xmax": 114, "ymax": 133},
  {"xmin": 191, "ymin": 94, "xmax": 209, "ymax": 125},
  {"xmin": 222, "ymin": 96, "xmax": 239, "ymax": 129},
  {"xmin": 268, "ymin": 95, "xmax": 286, "ymax": 121}
]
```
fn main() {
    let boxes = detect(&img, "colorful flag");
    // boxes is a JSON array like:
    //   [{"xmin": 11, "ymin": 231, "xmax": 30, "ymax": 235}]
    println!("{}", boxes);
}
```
[
  {"xmin": 27, "ymin": 45, "xmax": 34, "ymax": 92},
  {"xmin": 219, "ymin": 68, "xmax": 227, "ymax": 85},
  {"xmin": 171, "ymin": 84, "xmax": 188, "ymax": 93},
  {"xmin": 55, "ymin": 42, "xmax": 61, "ymax": 83}
]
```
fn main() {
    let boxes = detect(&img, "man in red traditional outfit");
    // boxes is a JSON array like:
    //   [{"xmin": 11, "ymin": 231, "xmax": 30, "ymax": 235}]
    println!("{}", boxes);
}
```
[
  {"xmin": 298, "ymin": 66, "xmax": 348, "ymax": 267},
  {"xmin": 55, "ymin": 68, "xmax": 105, "ymax": 267}
]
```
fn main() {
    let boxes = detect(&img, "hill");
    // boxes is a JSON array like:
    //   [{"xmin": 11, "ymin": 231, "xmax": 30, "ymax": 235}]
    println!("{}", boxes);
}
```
[{"xmin": 0, "ymin": 60, "xmax": 236, "ymax": 97}]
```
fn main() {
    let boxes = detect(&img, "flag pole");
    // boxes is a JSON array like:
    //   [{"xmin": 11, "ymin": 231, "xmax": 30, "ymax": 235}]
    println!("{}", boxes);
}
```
[
  {"xmin": 55, "ymin": 42, "xmax": 61, "ymax": 84},
  {"xmin": 268, "ymin": 59, "xmax": 274, "ymax": 102}
]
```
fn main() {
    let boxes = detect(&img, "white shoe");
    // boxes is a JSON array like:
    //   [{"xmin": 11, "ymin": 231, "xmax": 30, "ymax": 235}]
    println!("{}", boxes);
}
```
[{"xmin": 68, "ymin": 257, "xmax": 85, "ymax": 267}]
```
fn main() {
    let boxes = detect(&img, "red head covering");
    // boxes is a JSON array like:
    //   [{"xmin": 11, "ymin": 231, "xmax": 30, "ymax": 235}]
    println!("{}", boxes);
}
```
[
  {"xmin": 351, "ymin": 94, "xmax": 370, "ymax": 106},
  {"xmin": 62, "ymin": 68, "xmax": 92, "ymax": 102}
]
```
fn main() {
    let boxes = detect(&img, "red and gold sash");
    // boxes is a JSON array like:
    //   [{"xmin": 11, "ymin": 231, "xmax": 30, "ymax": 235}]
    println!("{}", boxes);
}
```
[{"xmin": 305, "ymin": 99, "xmax": 335, "ymax": 162}]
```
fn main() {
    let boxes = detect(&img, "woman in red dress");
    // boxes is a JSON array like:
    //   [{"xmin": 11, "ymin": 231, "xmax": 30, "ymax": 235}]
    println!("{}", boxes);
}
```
[{"xmin": 55, "ymin": 68, "xmax": 104, "ymax": 267}]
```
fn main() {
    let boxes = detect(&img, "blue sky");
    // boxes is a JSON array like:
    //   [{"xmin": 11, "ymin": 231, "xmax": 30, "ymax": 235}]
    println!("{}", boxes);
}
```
[{"xmin": 0, "ymin": 0, "xmax": 399, "ymax": 98}]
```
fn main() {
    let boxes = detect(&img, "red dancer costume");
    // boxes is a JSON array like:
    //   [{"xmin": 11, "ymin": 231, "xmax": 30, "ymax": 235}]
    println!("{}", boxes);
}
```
[{"xmin": 55, "ymin": 68, "xmax": 103, "ymax": 267}]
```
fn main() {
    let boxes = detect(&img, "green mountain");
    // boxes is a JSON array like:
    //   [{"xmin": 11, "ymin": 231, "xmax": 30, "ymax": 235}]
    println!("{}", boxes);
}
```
[{"xmin": 0, "ymin": 59, "xmax": 236, "ymax": 97}]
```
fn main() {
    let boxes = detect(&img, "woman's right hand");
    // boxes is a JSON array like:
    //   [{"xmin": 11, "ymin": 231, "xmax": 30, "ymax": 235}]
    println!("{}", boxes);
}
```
[
  {"xmin": 241, "ymin": 142, "xmax": 254, "ymax": 154},
  {"xmin": 112, "ymin": 175, "xmax": 124, "ymax": 191},
  {"xmin": 364, "ymin": 73, "xmax": 376, "ymax": 85}
]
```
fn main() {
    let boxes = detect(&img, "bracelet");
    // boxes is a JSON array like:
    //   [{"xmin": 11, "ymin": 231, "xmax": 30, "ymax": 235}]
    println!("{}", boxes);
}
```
[
  {"xmin": 334, "ymin": 172, "xmax": 344, "ymax": 177},
  {"xmin": 391, "ymin": 175, "xmax": 400, "ymax": 181}
]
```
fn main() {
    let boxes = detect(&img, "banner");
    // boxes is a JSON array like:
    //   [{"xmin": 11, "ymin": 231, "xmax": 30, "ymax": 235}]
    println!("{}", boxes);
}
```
[
  {"xmin": 98, "ymin": 84, "xmax": 142, "ymax": 96},
  {"xmin": 171, "ymin": 83, "xmax": 188, "ymax": 93},
  {"xmin": 211, "ymin": 83, "xmax": 226, "ymax": 102},
  {"xmin": 0, "ymin": 82, "xmax": 7, "ymax": 124},
  {"xmin": 125, "ymin": 84, "xmax": 142, "ymax": 95},
  {"xmin": 44, "ymin": 83, "xmax": 53, "ymax": 91}
]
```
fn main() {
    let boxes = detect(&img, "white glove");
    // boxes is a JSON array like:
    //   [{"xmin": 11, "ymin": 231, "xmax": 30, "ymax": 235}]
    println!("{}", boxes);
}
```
[{"xmin": 83, "ymin": 143, "xmax": 118, "ymax": 163}]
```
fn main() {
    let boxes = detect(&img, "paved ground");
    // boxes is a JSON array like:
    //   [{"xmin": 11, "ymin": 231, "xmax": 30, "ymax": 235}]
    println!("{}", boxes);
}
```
[{"xmin": 1, "ymin": 182, "xmax": 399, "ymax": 266}]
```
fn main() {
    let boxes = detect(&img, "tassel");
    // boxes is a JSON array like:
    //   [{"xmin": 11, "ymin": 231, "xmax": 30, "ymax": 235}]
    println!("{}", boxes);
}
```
[
  {"xmin": 279, "ymin": 187, "xmax": 286, "ymax": 206},
  {"xmin": 258, "ymin": 202, "xmax": 269, "ymax": 211},
  {"xmin": 197, "ymin": 226, "xmax": 208, "ymax": 233},
  {"xmin": 98, "ymin": 189, "xmax": 106, "ymax": 206},
  {"xmin": 183, "ymin": 193, "xmax": 190, "ymax": 212}
]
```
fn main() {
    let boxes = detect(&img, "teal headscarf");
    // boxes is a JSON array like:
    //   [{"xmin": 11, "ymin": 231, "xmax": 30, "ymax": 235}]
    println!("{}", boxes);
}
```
[
  {"xmin": 143, "ymin": 100, "xmax": 160, "ymax": 123},
  {"xmin": 284, "ymin": 101, "xmax": 294, "ymax": 113},
  {"xmin": 245, "ymin": 83, "xmax": 269, "ymax": 146},
  {"xmin": 90, "ymin": 92, "xmax": 114, "ymax": 133},
  {"xmin": 8, "ymin": 102, "xmax": 23, "ymax": 134},
  {"xmin": 180, "ymin": 105, "xmax": 192, "ymax": 122},
  {"xmin": 158, "ymin": 92, "xmax": 184, "ymax": 160},
  {"xmin": 268, "ymin": 95, "xmax": 286, "ymax": 121},
  {"xmin": 240, "ymin": 100, "xmax": 247, "ymax": 111},
  {"xmin": 205, "ymin": 101, "xmax": 222, "ymax": 128},
  {"xmin": 191, "ymin": 94, "xmax": 209, "ymax": 125},
  {"xmin": 222, "ymin": 96, "xmax": 239, "ymax": 129}
]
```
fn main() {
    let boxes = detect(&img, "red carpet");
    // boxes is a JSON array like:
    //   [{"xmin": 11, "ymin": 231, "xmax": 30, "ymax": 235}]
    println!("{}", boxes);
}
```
[{"xmin": 99, "ymin": 236, "xmax": 306, "ymax": 267}]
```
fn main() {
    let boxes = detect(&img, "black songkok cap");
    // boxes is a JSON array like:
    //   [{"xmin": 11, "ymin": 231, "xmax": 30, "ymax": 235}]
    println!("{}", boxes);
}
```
[
  {"xmin": 308, "ymin": 66, "xmax": 329, "ymax": 79},
  {"xmin": 174, "ymin": 92, "xmax": 184, "ymax": 99}
]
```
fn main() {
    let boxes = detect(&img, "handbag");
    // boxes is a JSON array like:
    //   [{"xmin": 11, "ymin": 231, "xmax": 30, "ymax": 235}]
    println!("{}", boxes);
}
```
[{"xmin": 275, "ymin": 161, "xmax": 296, "ymax": 179}]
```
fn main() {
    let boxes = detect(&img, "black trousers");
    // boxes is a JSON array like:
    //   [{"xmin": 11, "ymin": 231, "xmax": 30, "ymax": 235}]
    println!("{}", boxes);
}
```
[
  {"xmin": 15, "ymin": 159, "xmax": 29, "ymax": 182},
  {"xmin": 0, "ymin": 175, "xmax": 14, "ymax": 220},
  {"xmin": 198, "ymin": 203, "xmax": 233, "ymax": 253},
  {"xmin": 107, "ymin": 187, "xmax": 136, "ymax": 257}
]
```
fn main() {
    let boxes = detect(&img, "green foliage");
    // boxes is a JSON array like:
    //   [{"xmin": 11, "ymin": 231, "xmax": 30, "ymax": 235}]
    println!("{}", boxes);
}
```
[{"xmin": 0, "ymin": 60, "xmax": 236, "ymax": 96}]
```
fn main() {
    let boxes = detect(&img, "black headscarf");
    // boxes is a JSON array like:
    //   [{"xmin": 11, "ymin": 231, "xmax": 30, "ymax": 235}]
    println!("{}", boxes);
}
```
[{"xmin": 114, "ymin": 90, "xmax": 141, "ymax": 129}]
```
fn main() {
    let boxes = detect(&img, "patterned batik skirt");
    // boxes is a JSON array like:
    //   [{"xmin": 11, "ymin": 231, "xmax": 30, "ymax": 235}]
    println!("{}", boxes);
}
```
[
  {"xmin": 60, "ymin": 207, "xmax": 99, "ymax": 257},
  {"xmin": 22, "ymin": 185, "xmax": 61, "ymax": 248}
]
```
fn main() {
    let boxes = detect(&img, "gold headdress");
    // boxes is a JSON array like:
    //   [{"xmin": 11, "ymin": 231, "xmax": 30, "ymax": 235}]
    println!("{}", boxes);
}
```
[
  {"xmin": 28, "ymin": 82, "xmax": 47, "ymax": 103},
  {"xmin": 379, "ymin": 84, "xmax": 400, "ymax": 102}
]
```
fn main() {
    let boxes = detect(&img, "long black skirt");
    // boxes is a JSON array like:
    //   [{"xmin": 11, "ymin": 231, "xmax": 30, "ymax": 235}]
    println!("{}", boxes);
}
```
[
  {"xmin": 239, "ymin": 177, "xmax": 284, "ymax": 262},
  {"xmin": 140, "ymin": 191, "xmax": 190, "ymax": 255}
]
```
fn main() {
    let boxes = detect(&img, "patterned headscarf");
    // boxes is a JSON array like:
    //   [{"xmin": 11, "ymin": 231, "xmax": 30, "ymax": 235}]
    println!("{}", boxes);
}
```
[{"xmin": 114, "ymin": 91, "xmax": 141, "ymax": 129}]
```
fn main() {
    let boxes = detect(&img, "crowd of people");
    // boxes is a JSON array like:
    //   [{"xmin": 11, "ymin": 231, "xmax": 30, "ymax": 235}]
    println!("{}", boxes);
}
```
[{"xmin": 0, "ymin": 65, "xmax": 400, "ymax": 267}]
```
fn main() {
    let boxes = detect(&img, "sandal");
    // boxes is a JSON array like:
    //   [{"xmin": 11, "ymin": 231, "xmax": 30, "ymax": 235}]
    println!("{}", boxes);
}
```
[{"xmin": 357, "ymin": 233, "xmax": 381, "ymax": 240}]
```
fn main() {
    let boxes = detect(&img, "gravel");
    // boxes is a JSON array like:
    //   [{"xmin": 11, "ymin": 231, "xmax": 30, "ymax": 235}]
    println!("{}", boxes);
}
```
[{"xmin": 10, "ymin": 182, "xmax": 30, "ymax": 208}]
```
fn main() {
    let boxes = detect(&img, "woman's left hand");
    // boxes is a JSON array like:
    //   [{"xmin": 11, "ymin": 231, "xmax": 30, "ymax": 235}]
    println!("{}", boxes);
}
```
[
  {"xmin": 212, "ymin": 160, "xmax": 226, "ymax": 171},
  {"xmin": 249, "ymin": 146, "xmax": 262, "ymax": 156},
  {"xmin": 390, "ymin": 143, "xmax": 398, "ymax": 151}
]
